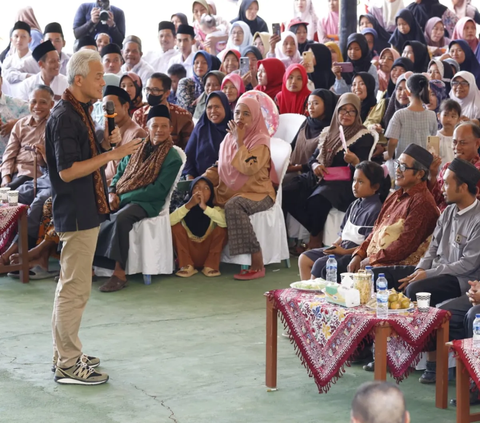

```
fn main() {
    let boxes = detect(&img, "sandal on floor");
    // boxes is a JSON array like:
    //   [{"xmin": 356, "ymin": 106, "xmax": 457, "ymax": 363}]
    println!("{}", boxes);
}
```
[
  {"xmin": 234, "ymin": 268, "xmax": 266, "ymax": 280},
  {"xmin": 29, "ymin": 266, "xmax": 59, "ymax": 280},
  {"xmin": 99, "ymin": 275, "xmax": 128, "ymax": 292},
  {"xmin": 175, "ymin": 265, "xmax": 198, "ymax": 278},
  {"xmin": 202, "ymin": 267, "xmax": 221, "ymax": 277}
]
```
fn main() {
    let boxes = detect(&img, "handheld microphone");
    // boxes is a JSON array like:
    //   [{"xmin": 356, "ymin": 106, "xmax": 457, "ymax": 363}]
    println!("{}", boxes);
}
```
[{"xmin": 104, "ymin": 100, "xmax": 117, "ymax": 141}]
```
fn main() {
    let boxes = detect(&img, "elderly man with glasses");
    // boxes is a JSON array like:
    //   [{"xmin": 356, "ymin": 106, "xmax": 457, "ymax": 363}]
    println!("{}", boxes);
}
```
[
  {"xmin": 428, "ymin": 121, "xmax": 480, "ymax": 211},
  {"xmin": 132, "ymin": 73, "xmax": 193, "ymax": 149}
]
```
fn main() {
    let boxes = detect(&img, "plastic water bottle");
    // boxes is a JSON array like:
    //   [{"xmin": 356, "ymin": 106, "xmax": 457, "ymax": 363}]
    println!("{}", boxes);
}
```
[
  {"xmin": 326, "ymin": 255, "xmax": 337, "ymax": 283},
  {"xmin": 365, "ymin": 266, "xmax": 374, "ymax": 298},
  {"xmin": 376, "ymin": 273, "xmax": 388, "ymax": 319},
  {"xmin": 473, "ymin": 314, "xmax": 480, "ymax": 348}
]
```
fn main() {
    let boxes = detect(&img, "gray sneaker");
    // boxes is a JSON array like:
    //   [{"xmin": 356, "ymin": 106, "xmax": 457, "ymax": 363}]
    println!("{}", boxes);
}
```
[
  {"xmin": 54, "ymin": 360, "xmax": 108, "ymax": 385},
  {"xmin": 52, "ymin": 353, "xmax": 100, "ymax": 372}
]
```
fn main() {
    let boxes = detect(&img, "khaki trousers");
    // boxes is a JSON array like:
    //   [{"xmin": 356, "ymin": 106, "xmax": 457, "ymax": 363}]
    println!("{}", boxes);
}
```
[{"xmin": 52, "ymin": 226, "xmax": 99, "ymax": 368}]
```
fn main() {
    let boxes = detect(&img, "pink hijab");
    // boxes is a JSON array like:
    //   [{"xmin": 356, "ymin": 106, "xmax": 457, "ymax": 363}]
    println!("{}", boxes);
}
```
[
  {"xmin": 377, "ymin": 47, "xmax": 400, "ymax": 92},
  {"xmin": 452, "ymin": 17, "xmax": 479, "ymax": 52},
  {"xmin": 425, "ymin": 17, "xmax": 450, "ymax": 48},
  {"xmin": 218, "ymin": 96, "xmax": 278, "ymax": 190}
]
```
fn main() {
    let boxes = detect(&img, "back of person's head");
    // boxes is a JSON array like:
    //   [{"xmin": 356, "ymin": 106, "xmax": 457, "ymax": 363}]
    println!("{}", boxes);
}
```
[
  {"xmin": 351, "ymin": 382, "xmax": 409, "ymax": 423},
  {"xmin": 167, "ymin": 64, "xmax": 187, "ymax": 80},
  {"xmin": 355, "ymin": 161, "xmax": 391, "ymax": 203},
  {"xmin": 406, "ymin": 73, "xmax": 430, "ymax": 104},
  {"xmin": 150, "ymin": 72, "xmax": 172, "ymax": 91},
  {"xmin": 440, "ymin": 98, "xmax": 461, "ymax": 117},
  {"xmin": 200, "ymin": 13, "xmax": 217, "ymax": 30},
  {"xmin": 67, "ymin": 49, "xmax": 101, "ymax": 85}
]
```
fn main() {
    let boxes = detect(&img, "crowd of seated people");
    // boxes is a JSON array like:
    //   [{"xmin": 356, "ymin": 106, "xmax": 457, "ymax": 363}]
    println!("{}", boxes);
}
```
[{"xmin": 3, "ymin": 0, "xmax": 480, "ymax": 395}]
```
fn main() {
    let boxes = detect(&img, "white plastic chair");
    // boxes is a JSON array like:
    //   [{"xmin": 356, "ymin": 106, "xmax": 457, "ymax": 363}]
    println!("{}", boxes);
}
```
[
  {"xmin": 221, "ymin": 138, "xmax": 292, "ymax": 268},
  {"xmin": 274, "ymin": 114, "xmax": 307, "ymax": 144},
  {"xmin": 125, "ymin": 146, "xmax": 186, "ymax": 284}
]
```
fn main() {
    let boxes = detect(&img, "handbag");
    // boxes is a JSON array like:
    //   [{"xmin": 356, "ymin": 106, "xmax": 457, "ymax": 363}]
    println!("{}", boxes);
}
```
[{"xmin": 323, "ymin": 166, "xmax": 351, "ymax": 181}]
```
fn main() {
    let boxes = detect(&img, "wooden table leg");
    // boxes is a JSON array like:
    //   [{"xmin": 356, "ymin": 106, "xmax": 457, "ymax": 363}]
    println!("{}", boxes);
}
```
[
  {"xmin": 17, "ymin": 210, "xmax": 29, "ymax": 284},
  {"xmin": 436, "ymin": 321, "xmax": 449, "ymax": 409},
  {"xmin": 374, "ymin": 324, "xmax": 390, "ymax": 381},
  {"xmin": 457, "ymin": 357, "xmax": 471, "ymax": 423},
  {"xmin": 266, "ymin": 296, "xmax": 278, "ymax": 391}
]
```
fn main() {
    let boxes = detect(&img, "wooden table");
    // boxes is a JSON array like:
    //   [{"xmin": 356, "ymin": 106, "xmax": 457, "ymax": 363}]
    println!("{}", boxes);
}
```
[
  {"xmin": 0, "ymin": 207, "xmax": 29, "ymax": 283},
  {"xmin": 266, "ymin": 296, "xmax": 450, "ymax": 409},
  {"xmin": 449, "ymin": 341, "xmax": 480, "ymax": 423}
]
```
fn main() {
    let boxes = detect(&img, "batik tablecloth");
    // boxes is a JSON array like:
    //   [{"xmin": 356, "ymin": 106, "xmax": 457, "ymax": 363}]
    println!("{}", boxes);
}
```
[
  {"xmin": 0, "ymin": 204, "xmax": 28, "ymax": 254},
  {"xmin": 452, "ymin": 339, "xmax": 480, "ymax": 390},
  {"xmin": 267, "ymin": 288, "xmax": 450, "ymax": 393}
]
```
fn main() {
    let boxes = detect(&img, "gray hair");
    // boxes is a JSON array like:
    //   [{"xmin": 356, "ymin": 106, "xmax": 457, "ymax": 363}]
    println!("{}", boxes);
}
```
[
  {"xmin": 67, "ymin": 49, "xmax": 102, "ymax": 85},
  {"xmin": 30, "ymin": 84, "xmax": 54, "ymax": 98}
]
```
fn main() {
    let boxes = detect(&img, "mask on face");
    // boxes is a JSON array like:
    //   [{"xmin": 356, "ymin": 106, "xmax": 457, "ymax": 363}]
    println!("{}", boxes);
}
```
[{"xmin": 147, "ymin": 93, "xmax": 163, "ymax": 106}]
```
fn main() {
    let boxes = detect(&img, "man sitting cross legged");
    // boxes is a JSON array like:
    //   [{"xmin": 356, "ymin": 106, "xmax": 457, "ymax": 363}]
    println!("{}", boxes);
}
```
[{"xmin": 94, "ymin": 105, "xmax": 182, "ymax": 292}]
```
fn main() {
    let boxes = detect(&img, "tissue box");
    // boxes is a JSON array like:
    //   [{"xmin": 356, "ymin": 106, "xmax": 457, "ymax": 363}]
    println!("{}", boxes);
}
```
[{"xmin": 325, "ymin": 285, "xmax": 360, "ymax": 308}]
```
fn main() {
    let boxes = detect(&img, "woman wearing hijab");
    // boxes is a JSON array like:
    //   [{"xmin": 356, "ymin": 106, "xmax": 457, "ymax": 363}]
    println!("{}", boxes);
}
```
[
  {"xmin": 293, "ymin": 0, "xmax": 318, "ymax": 41},
  {"xmin": 221, "ymin": 73, "xmax": 246, "ymax": 113},
  {"xmin": 242, "ymin": 45, "xmax": 262, "ymax": 89},
  {"xmin": 358, "ymin": 13, "xmax": 392, "ymax": 54},
  {"xmin": 427, "ymin": 80, "xmax": 448, "ymax": 128},
  {"xmin": 255, "ymin": 57, "xmax": 285, "ymax": 100},
  {"xmin": 253, "ymin": 32, "xmax": 270, "ymax": 58},
  {"xmin": 402, "ymin": 40, "xmax": 430, "ymax": 73},
  {"xmin": 171, "ymin": 13, "xmax": 189, "ymax": 31},
  {"xmin": 407, "ymin": 0, "xmax": 457, "ymax": 35},
  {"xmin": 185, "ymin": 92, "xmax": 232, "ymax": 179},
  {"xmin": 177, "ymin": 50, "xmax": 216, "ymax": 114},
  {"xmin": 282, "ymin": 93, "xmax": 374, "ymax": 249},
  {"xmin": 220, "ymin": 49, "xmax": 241, "ymax": 75},
  {"xmin": 428, "ymin": 58, "xmax": 454, "ymax": 93},
  {"xmin": 170, "ymin": 176, "xmax": 228, "ymax": 278},
  {"xmin": 286, "ymin": 89, "xmax": 338, "ymax": 179},
  {"xmin": 332, "ymin": 33, "xmax": 379, "ymax": 95},
  {"xmin": 204, "ymin": 96, "xmax": 279, "ymax": 280},
  {"xmin": 362, "ymin": 28, "xmax": 380, "ymax": 60},
  {"xmin": 450, "ymin": 0, "xmax": 480, "ymax": 24},
  {"xmin": 224, "ymin": 22, "xmax": 253, "ymax": 54},
  {"xmin": 369, "ymin": 0, "xmax": 405, "ymax": 33},
  {"xmin": 449, "ymin": 71, "xmax": 480, "ymax": 120},
  {"xmin": 389, "ymin": 9, "xmax": 427, "ymax": 53},
  {"xmin": 120, "ymin": 73, "xmax": 144, "ymax": 116},
  {"xmin": 193, "ymin": 70, "xmax": 226, "ymax": 120},
  {"xmin": 268, "ymin": 31, "xmax": 302, "ymax": 68},
  {"xmin": 326, "ymin": 41, "xmax": 343, "ymax": 63},
  {"xmin": 452, "ymin": 17, "xmax": 479, "ymax": 52},
  {"xmin": 376, "ymin": 47, "xmax": 400, "ymax": 93},
  {"xmin": 288, "ymin": 20, "xmax": 312, "ymax": 55},
  {"xmin": 425, "ymin": 17, "xmax": 450, "ymax": 56},
  {"xmin": 192, "ymin": 0, "xmax": 212, "ymax": 49},
  {"xmin": 307, "ymin": 43, "xmax": 335, "ymax": 90},
  {"xmin": 318, "ymin": 0, "xmax": 339, "ymax": 43},
  {"xmin": 352, "ymin": 72, "xmax": 377, "ymax": 122},
  {"xmin": 276, "ymin": 64, "xmax": 312, "ymax": 115},
  {"xmin": 386, "ymin": 57, "xmax": 414, "ymax": 97},
  {"xmin": 448, "ymin": 40, "xmax": 480, "ymax": 89},
  {"xmin": 231, "ymin": 0, "xmax": 268, "ymax": 36}
]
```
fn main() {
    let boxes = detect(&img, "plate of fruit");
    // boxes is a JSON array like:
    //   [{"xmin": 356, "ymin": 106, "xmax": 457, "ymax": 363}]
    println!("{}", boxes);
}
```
[{"xmin": 366, "ymin": 289, "xmax": 414, "ymax": 314}]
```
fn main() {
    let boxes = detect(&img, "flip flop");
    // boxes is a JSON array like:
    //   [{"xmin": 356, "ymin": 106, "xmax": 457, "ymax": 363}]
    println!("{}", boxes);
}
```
[
  {"xmin": 234, "ymin": 268, "xmax": 266, "ymax": 280},
  {"xmin": 201, "ymin": 267, "xmax": 221, "ymax": 277},
  {"xmin": 8, "ymin": 266, "xmax": 58, "ymax": 280},
  {"xmin": 175, "ymin": 265, "xmax": 198, "ymax": 278}
]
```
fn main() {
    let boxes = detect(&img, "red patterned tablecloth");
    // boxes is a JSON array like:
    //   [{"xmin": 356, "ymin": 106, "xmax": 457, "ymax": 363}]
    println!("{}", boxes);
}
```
[
  {"xmin": 0, "ymin": 204, "xmax": 28, "ymax": 254},
  {"xmin": 451, "ymin": 339, "xmax": 480, "ymax": 390},
  {"xmin": 267, "ymin": 289, "xmax": 450, "ymax": 393}
]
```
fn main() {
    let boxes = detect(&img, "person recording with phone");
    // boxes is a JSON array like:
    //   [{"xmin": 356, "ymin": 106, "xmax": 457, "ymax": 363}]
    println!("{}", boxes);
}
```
[
  {"xmin": 73, "ymin": 0, "xmax": 125, "ymax": 47},
  {"xmin": 46, "ymin": 49, "xmax": 142, "ymax": 385}
]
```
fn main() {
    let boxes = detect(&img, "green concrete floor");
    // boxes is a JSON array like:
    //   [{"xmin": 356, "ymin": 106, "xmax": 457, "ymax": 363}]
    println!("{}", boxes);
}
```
[{"xmin": 0, "ymin": 259, "xmax": 473, "ymax": 423}]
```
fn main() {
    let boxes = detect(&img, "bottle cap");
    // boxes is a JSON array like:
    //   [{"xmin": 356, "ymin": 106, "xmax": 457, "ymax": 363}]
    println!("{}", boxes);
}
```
[
  {"xmin": 329, "ymin": 255, "xmax": 335, "ymax": 258},
  {"xmin": 365, "ymin": 266, "xmax": 372, "ymax": 270},
  {"xmin": 476, "ymin": 314, "xmax": 480, "ymax": 318},
  {"xmin": 379, "ymin": 273, "xmax": 385, "ymax": 277}
]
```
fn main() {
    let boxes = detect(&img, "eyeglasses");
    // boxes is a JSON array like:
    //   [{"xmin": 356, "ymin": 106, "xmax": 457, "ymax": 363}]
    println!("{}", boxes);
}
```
[
  {"xmin": 452, "ymin": 81, "xmax": 469, "ymax": 87},
  {"xmin": 338, "ymin": 109, "xmax": 357, "ymax": 116},
  {"xmin": 394, "ymin": 160, "xmax": 418, "ymax": 172},
  {"xmin": 144, "ymin": 87, "xmax": 164, "ymax": 95}
]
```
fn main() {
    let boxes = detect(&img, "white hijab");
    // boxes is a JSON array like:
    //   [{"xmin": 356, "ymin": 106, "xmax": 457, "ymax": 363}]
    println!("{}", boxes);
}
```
[
  {"xmin": 449, "ymin": 71, "xmax": 480, "ymax": 120},
  {"xmin": 275, "ymin": 31, "xmax": 302, "ymax": 68},
  {"xmin": 293, "ymin": 0, "xmax": 318, "ymax": 41},
  {"xmin": 375, "ymin": 0, "xmax": 405, "ymax": 30},
  {"xmin": 225, "ymin": 21, "xmax": 253, "ymax": 51}
]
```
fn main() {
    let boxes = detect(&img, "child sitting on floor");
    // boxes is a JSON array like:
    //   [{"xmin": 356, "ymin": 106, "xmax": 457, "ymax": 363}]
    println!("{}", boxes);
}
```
[{"xmin": 298, "ymin": 161, "xmax": 390, "ymax": 281}]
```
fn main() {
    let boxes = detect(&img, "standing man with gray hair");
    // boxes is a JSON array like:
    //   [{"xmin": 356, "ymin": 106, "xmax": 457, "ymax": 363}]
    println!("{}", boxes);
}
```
[{"xmin": 46, "ymin": 49, "xmax": 141, "ymax": 385}]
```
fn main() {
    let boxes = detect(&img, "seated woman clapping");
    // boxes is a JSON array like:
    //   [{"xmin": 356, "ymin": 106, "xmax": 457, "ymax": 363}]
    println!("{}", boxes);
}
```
[
  {"xmin": 170, "ymin": 176, "xmax": 228, "ymax": 278},
  {"xmin": 203, "ymin": 96, "xmax": 278, "ymax": 281},
  {"xmin": 94, "ymin": 105, "xmax": 183, "ymax": 292}
]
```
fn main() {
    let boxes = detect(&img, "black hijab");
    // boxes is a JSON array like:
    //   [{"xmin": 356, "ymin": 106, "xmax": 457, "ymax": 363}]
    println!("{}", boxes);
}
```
[
  {"xmin": 407, "ymin": 0, "xmax": 447, "ymax": 31},
  {"xmin": 359, "ymin": 14, "xmax": 391, "ymax": 53},
  {"xmin": 386, "ymin": 57, "xmax": 414, "ymax": 98},
  {"xmin": 305, "ymin": 89, "xmax": 338, "ymax": 137},
  {"xmin": 343, "ymin": 33, "xmax": 372, "ymax": 85},
  {"xmin": 231, "ymin": 0, "xmax": 268, "ymax": 35},
  {"xmin": 384, "ymin": 75, "xmax": 408, "ymax": 128},
  {"xmin": 291, "ymin": 23, "xmax": 313, "ymax": 54},
  {"xmin": 389, "ymin": 9, "xmax": 427, "ymax": 53},
  {"xmin": 241, "ymin": 45, "xmax": 263, "ymax": 61},
  {"xmin": 403, "ymin": 40, "xmax": 430, "ymax": 73},
  {"xmin": 307, "ymin": 43, "xmax": 336, "ymax": 90},
  {"xmin": 183, "ymin": 176, "xmax": 216, "ymax": 238},
  {"xmin": 355, "ymin": 72, "xmax": 377, "ymax": 122}
]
